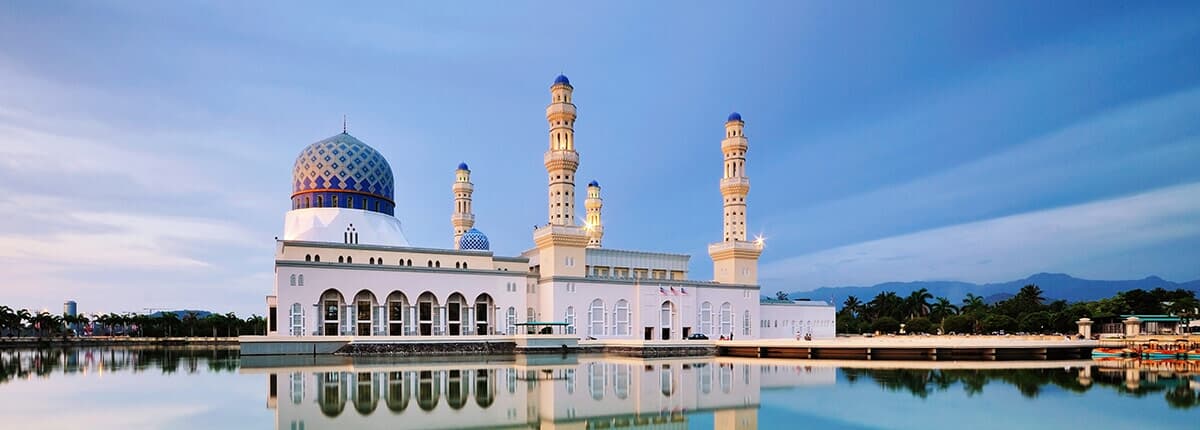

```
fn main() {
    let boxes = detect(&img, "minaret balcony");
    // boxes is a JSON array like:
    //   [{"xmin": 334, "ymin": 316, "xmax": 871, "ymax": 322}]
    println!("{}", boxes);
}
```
[
  {"xmin": 720, "ymin": 177, "xmax": 751, "ymax": 192},
  {"xmin": 451, "ymin": 213, "xmax": 475, "ymax": 223},
  {"xmin": 721, "ymin": 136, "xmax": 748, "ymax": 152},
  {"xmin": 545, "ymin": 103, "xmax": 577, "ymax": 117},
  {"xmin": 544, "ymin": 150, "xmax": 580, "ymax": 170},
  {"xmin": 452, "ymin": 182, "xmax": 474, "ymax": 193}
]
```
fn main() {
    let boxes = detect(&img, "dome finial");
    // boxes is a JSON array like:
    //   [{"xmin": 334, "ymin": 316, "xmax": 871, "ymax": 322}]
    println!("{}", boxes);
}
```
[{"xmin": 342, "ymin": 115, "xmax": 347, "ymax": 133}]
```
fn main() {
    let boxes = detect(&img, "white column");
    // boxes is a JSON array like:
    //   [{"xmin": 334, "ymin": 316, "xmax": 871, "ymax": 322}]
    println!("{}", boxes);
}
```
[
  {"xmin": 466, "ymin": 307, "xmax": 475, "ymax": 335},
  {"xmin": 439, "ymin": 306, "xmax": 447, "ymax": 336},
  {"xmin": 407, "ymin": 305, "xmax": 416, "ymax": 336}
]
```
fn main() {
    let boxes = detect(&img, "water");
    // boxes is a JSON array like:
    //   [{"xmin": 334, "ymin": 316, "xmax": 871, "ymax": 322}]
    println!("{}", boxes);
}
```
[{"xmin": 0, "ymin": 347, "xmax": 1196, "ymax": 429}]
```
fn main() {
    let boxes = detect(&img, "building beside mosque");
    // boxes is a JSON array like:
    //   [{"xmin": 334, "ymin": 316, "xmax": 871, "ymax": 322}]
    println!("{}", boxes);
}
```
[{"xmin": 265, "ymin": 75, "xmax": 833, "ymax": 341}]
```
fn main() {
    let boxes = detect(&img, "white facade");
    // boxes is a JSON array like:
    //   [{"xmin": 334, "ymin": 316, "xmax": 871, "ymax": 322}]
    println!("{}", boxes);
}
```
[
  {"xmin": 758, "ymin": 301, "xmax": 837, "ymax": 340},
  {"xmin": 265, "ymin": 75, "xmax": 832, "ymax": 340}
]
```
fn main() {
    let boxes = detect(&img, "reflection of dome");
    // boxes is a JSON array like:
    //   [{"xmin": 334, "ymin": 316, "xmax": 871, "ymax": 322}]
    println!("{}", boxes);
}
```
[
  {"xmin": 292, "ymin": 132, "xmax": 395, "ymax": 216},
  {"xmin": 727, "ymin": 112, "xmax": 742, "ymax": 122},
  {"xmin": 457, "ymin": 162, "xmax": 469, "ymax": 171},
  {"xmin": 458, "ymin": 228, "xmax": 490, "ymax": 251},
  {"xmin": 553, "ymin": 74, "xmax": 570, "ymax": 86}
]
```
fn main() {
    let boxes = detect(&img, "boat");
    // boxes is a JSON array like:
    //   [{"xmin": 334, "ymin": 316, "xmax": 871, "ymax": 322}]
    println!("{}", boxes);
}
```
[{"xmin": 1091, "ymin": 347, "xmax": 1132, "ymax": 358}]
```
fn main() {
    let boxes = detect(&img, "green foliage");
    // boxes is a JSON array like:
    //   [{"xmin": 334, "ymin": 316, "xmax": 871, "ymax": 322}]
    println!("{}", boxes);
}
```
[
  {"xmin": 872, "ymin": 316, "xmax": 901, "ymax": 334},
  {"xmin": 905, "ymin": 317, "xmax": 933, "ymax": 334},
  {"xmin": 1018, "ymin": 311, "xmax": 1052, "ymax": 333},
  {"xmin": 942, "ymin": 315, "xmax": 973, "ymax": 334},
  {"xmin": 981, "ymin": 314, "xmax": 1017, "ymax": 333}
]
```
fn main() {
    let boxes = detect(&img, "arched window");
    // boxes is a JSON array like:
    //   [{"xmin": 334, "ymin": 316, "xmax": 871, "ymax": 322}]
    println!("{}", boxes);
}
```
[
  {"xmin": 346, "ymin": 256, "xmax": 352, "ymax": 264},
  {"xmin": 699, "ymin": 302, "xmax": 713, "ymax": 336},
  {"xmin": 298, "ymin": 275, "xmax": 304, "ymax": 286},
  {"xmin": 462, "ymin": 262, "xmax": 467, "ymax": 270},
  {"xmin": 338, "ymin": 256, "xmax": 345, "ymax": 263},
  {"xmin": 317, "ymin": 196, "xmax": 324, "ymax": 207},
  {"xmin": 588, "ymin": 299, "xmax": 605, "ymax": 337},
  {"xmin": 455, "ymin": 262, "xmax": 460, "ymax": 269},
  {"xmin": 427, "ymin": 260, "xmax": 433, "ymax": 267},
  {"xmin": 290, "ymin": 303, "xmax": 303, "ymax": 336},
  {"xmin": 305, "ymin": 254, "xmax": 312, "ymax": 262},
  {"xmin": 506, "ymin": 307, "xmax": 516, "ymax": 335},
  {"xmin": 407, "ymin": 259, "xmax": 413, "ymax": 266},
  {"xmin": 331, "ymin": 195, "xmax": 338, "ymax": 208},
  {"xmin": 743, "ymin": 310, "xmax": 751, "ymax": 336},
  {"xmin": 370, "ymin": 257, "xmax": 376, "ymax": 265},
  {"xmin": 434, "ymin": 261, "xmax": 440, "ymax": 268},
  {"xmin": 720, "ymin": 303, "xmax": 732, "ymax": 336},
  {"xmin": 314, "ymin": 255, "xmax": 320, "ymax": 262},
  {"xmin": 587, "ymin": 363, "xmax": 605, "ymax": 400},
  {"xmin": 304, "ymin": 196, "xmax": 311, "ymax": 208},
  {"xmin": 290, "ymin": 274, "xmax": 297, "ymax": 286},
  {"xmin": 614, "ymin": 300, "xmax": 629, "ymax": 336},
  {"xmin": 564, "ymin": 306, "xmax": 575, "ymax": 335}
]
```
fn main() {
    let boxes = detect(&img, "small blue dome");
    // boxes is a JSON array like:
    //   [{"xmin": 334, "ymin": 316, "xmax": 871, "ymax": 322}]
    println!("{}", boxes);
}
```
[
  {"xmin": 458, "ymin": 228, "xmax": 490, "ymax": 251},
  {"xmin": 727, "ymin": 112, "xmax": 742, "ymax": 122},
  {"xmin": 457, "ymin": 162, "xmax": 469, "ymax": 171},
  {"xmin": 588, "ymin": 180, "xmax": 599, "ymax": 187},
  {"xmin": 553, "ymin": 74, "xmax": 570, "ymax": 85}
]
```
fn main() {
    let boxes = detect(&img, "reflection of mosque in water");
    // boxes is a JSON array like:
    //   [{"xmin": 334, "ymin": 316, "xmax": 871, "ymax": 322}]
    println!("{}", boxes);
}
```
[{"xmin": 250, "ymin": 357, "xmax": 835, "ymax": 430}]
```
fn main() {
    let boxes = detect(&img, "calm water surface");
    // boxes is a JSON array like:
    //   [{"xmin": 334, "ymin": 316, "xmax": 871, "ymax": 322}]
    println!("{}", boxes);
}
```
[{"xmin": 0, "ymin": 347, "xmax": 1196, "ymax": 429}]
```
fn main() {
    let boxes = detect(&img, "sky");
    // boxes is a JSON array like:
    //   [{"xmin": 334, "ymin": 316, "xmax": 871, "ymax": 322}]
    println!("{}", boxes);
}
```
[{"xmin": 0, "ymin": 1, "xmax": 1198, "ymax": 315}]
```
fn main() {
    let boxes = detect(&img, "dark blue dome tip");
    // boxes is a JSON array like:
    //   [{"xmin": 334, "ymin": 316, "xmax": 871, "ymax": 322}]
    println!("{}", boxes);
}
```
[
  {"xmin": 553, "ymin": 74, "xmax": 570, "ymax": 85},
  {"xmin": 727, "ymin": 112, "xmax": 742, "ymax": 122},
  {"xmin": 457, "ymin": 162, "xmax": 469, "ymax": 171},
  {"xmin": 588, "ymin": 180, "xmax": 599, "ymax": 187}
]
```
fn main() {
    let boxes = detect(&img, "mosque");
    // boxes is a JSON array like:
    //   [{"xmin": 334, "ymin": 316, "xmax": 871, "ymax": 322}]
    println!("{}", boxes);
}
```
[{"xmin": 265, "ymin": 75, "xmax": 833, "ymax": 341}]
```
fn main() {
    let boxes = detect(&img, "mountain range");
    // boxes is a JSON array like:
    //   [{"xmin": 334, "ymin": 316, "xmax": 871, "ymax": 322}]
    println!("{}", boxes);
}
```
[{"xmin": 784, "ymin": 273, "xmax": 1200, "ymax": 309}]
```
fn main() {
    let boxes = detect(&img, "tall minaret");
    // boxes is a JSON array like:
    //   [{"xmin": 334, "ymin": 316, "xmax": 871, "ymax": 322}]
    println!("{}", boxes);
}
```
[
  {"xmin": 709, "ymin": 112, "xmax": 762, "ymax": 285},
  {"xmin": 585, "ymin": 180, "xmax": 603, "ymax": 248},
  {"xmin": 721, "ymin": 112, "xmax": 749, "ymax": 242},
  {"xmin": 545, "ymin": 74, "xmax": 579, "ymax": 226},
  {"xmin": 451, "ymin": 162, "xmax": 475, "ymax": 249}
]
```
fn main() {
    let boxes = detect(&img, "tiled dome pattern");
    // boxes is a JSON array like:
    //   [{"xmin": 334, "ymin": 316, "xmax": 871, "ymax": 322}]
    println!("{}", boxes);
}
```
[
  {"xmin": 458, "ymin": 228, "xmax": 490, "ymax": 251},
  {"xmin": 292, "ymin": 132, "xmax": 395, "ymax": 215}
]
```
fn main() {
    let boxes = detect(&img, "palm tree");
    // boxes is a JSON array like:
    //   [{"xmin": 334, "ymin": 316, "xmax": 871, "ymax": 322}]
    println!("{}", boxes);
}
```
[
  {"xmin": 906, "ymin": 288, "xmax": 933, "ymax": 318},
  {"xmin": 842, "ymin": 296, "xmax": 862, "ymax": 318},
  {"xmin": 0, "ymin": 306, "xmax": 15, "ymax": 337},
  {"xmin": 1017, "ymin": 285, "xmax": 1046, "ymax": 306},
  {"xmin": 931, "ymin": 297, "xmax": 959, "ymax": 322},
  {"xmin": 184, "ymin": 311, "xmax": 199, "ymax": 337},
  {"xmin": 961, "ymin": 294, "xmax": 986, "ymax": 314}
]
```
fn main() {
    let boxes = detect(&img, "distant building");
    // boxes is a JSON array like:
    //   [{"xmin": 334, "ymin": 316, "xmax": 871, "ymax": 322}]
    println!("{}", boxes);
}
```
[
  {"xmin": 63, "ymin": 300, "xmax": 77, "ymax": 317},
  {"xmin": 265, "ymin": 76, "xmax": 833, "ymax": 340}
]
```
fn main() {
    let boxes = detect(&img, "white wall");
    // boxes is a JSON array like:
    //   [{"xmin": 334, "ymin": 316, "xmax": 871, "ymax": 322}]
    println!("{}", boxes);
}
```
[{"xmin": 758, "ymin": 303, "xmax": 836, "ymax": 339}]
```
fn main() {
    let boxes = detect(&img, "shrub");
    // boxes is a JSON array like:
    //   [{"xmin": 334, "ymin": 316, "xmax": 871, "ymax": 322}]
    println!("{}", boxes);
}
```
[
  {"xmin": 837, "ymin": 315, "xmax": 862, "ymax": 334},
  {"xmin": 905, "ymin": 317, "xmax": 933, "ymax": 334},
  {"xmin": 941, "ymin": 315, "xmax": 973, "ymax": 334},
  {"xmin": 872, "ymin": 317, "xmax": 901, "ymax": 334},
  {"xmin": 981, "ymin": 314, "xmax": 1017, "ymax": 333},
  {"xmin": 1018, "ymin": 311, "xmax": 1052, "ymax": 333}
]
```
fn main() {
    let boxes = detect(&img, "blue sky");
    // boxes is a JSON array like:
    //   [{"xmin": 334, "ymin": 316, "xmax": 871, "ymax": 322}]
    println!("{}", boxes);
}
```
[{"xmin": 1, "ymin": 1, "xmax": 1198, "ymax": 315}]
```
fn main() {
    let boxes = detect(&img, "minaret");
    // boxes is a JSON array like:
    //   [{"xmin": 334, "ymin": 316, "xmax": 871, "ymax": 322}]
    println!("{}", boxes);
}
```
[
  {"xmin": 532, "ymin": 74, "xmax": 589, "ymax": 279},
  {"xmin": 451, "ymin": 162, "xmax": 475, "ymax": 249},
  {"xmin": 585, "ymin": 180, "xmax": 603, "ymax": 248},
  {"xmin": 545, "ymin": 74, "xmax": 579, "ymax": 226},
  {"xmin": 709, "ymin": 112, "xmax": 762, "ymax": 285},
  {"xmin": 721, "ymin": 112, "xmax": 749, "ymax": 242}
]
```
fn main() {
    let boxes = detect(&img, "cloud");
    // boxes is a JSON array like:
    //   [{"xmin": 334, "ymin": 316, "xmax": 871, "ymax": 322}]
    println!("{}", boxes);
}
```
[{"xmin": 760, "ymin": 182, "xmax": 1200, "ymax": 288}]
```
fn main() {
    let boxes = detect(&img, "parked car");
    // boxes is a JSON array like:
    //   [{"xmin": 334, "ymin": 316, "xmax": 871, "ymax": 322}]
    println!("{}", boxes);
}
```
[{"xmin": 687, "ymin": 333, "xmax": 709, "ymax": 340}]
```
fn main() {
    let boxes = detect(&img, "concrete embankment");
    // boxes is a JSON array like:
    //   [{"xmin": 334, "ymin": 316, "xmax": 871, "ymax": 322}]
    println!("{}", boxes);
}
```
[{"xmin": 0, "ymin": 336, "xmax": 239, "ymax": 348}]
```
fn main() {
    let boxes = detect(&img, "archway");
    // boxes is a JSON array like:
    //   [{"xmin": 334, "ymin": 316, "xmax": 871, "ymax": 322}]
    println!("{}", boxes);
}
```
[
  {"xmin": 417, "ymin": 370, "xmax": 440, "ymax": 411},
  {"xmin": 320, "ymin": 290, "xmax": 345, "ymax": 336},
  {"xmin": 417, "ymin": 292, "xmax": 438, "ymax": 336},
  {"xmin": 447, "ymin": 369, "xmax": 468, "ymax": 410},
  {"xmin": 353, "ymin": 372, "xmax": 379, "ymax": 415},
  {"xmin": 354, "ymin": 290, "xmax": 377, "ymax": 336},
  {"xmin": 474, "ymin": 294, "xmax": 494, "ymax": 335},
  {"xmin": 318, "ymin": 372, "xmax": 347, "ymax": 417},
  {"xmin": 386, "ymin": 292, "xmax": 408, "ymax": 336},
  {"xmin": 385, "ymin": 371, "xmax": 410, "ymax": 412},
  {"xmin": 447, "ymin": 293, "xmax": 467, "ymax": 336},
  {"xmin": 660, "ymin": 301, "xmax": 677, "ymax": 340},
  {"xmin": 474, "ymin": 369, "xmax": 496, "ymax": 408}
]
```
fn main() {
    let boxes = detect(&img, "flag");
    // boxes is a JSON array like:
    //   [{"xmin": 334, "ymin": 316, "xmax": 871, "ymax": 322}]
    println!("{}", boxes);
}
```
[
  {"xmin": 669, "ymin": 286, "xmax": 676, "ymax": 295},
  {"xmin": 659, "ymin": 287, "xmax": 665, "ymax": 295}
]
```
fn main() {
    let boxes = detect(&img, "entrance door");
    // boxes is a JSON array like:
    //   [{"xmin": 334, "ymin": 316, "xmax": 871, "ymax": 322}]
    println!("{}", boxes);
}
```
[
  {"xmin": 323, "ymin": 300, "xmax": 340, "ymax": 336},
  {"xmin": 683, "ymin": 327, "xmax": 691, "ymax": 339},
  {"xmin": 357, "ymin": 300, "xmax": 372, "ymax": 336},
  {"xmin": 448, "ymin": 301, "xmax": 461, "ymax": 335},
  {"xmin": 644, "ymin": 327, "xmax": 653, "ymax": 340}
]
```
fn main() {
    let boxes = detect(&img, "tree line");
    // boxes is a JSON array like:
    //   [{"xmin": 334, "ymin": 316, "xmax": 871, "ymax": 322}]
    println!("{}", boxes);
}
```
[
  {"xmin": 835, "ymin": 285, "xmax": 1198, "ymax": 335},
  {"xmin": 0, "ymin": 306, "xmax": 266, "ymax": 338}
]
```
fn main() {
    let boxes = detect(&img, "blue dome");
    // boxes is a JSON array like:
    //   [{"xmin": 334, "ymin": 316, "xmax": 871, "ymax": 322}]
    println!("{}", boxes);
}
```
[
  {"xmin": 457, "ymin": 162, "xmax": 469, "ymax": 171},
  {"xmin": 727, "ymin": 112, "xmax": 742, "ymax": 122},
  {"xmin": 553, "ymin": 74, "xmax": 570, "ymax": 85},
  {"xmin": 458, "ymin": 228, "xmax": 490, "ymax": 251},
  {"xmin": 292, "ymin": 132, "xmax": 396, "ymax": 215},
  {"xmin": 588, "ymin": 180, "xmax": 599, "ymax": 187}
]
